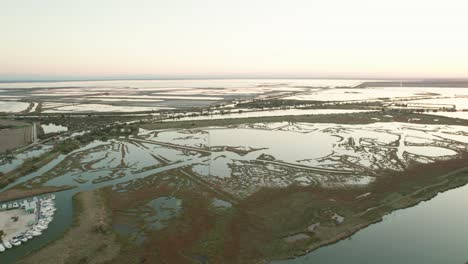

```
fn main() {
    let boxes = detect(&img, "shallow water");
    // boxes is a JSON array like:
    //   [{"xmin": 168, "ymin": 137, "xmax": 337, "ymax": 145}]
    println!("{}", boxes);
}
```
[
  {"xmin": 2, "ymin": 120, "xmax": 468, "ymax": 263},
  {"xmin": 284, "ymin": 87, "xmax": 468, "ymax": 102},
  {"xmin": 163, "ymin": 109, "xmax": 373, "ymax": 122},
  {"xmin": 0, "ymin": 139, "xmax": 203, "ymax": 263},
  {"xmin": 41, "ymin": 124, "xmax": 68, "ymax": 134},
  {"xmin": 212, "ymin": 198, "xmax": 232, "ymax": 208},
  {"xmin": 42, "ymin": 103, "xmax": 164, "ymax": 113},
  {"xmin": 0, "ymin": 145, "xmax": 53, "ymax": 173},
  {"xmin": 144, "ymin": 196, "xmax": 182, "ymax": 230},
  {"xmin": 0, "ymin": 101, "xmax": 29, "ymax": 112}
]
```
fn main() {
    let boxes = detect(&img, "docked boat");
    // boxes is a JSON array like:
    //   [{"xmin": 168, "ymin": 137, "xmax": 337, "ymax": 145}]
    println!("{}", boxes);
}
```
[
  {"xmin": 39, "ymin": 220, "xmax": 50, "ymax": 226},
  {"xmin": 39, "ymin": 218, "xmax": 50, "ymax": 224},
  {"xmin": 30, "ymin": 230, "xmax": 42, "ymax": 237},
  {"xmin": 0, "ymin": 194, "xmax": 58, "ymax": 251},
  {"xmin": 3, "ymin": 241, "xmax": 12, "ymax": 249},
  {"xmin": 10, "ymin": 239, "xmax": 21, "ymax": 246},
  {"xmin": 35, "ymin": 225, "xmax": 47, "ymax": 231},
  {"xmin": 18, "ymin": 235, "xmax": 28, "ymax": 243}
]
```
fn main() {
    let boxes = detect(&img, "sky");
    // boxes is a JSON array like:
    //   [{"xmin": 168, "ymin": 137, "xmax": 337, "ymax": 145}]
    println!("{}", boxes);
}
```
[{"xmin": 1, "ymin": 0, "xmax": 468, "ymax": 81}]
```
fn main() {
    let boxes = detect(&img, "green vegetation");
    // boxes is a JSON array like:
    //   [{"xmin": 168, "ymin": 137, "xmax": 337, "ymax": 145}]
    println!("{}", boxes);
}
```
[
  {"xmin": 140, "ymin": 111, "xmax": 468, "ymax": 131},
  {"xmin": 235, "ymin": 99, "xmax": 381, "ymax": 109},
  {"xmin": 54, "ymin": 139, "xmax": 81, "ymax": 154},
  {"xmin": 54, "ymin": 124, "xmax": 138, "ymax": 154}
]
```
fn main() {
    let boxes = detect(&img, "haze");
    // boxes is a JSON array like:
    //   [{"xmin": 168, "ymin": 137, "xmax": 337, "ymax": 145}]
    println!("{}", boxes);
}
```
[{"xmin": 1, "ymin": 0, "xmax": 468, "ymax": 80}]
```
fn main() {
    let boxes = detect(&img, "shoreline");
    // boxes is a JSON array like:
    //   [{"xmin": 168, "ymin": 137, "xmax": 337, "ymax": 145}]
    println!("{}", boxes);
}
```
[{"xmin": 269, "ymin": 167, "xmax": 468, "ymax": 262}]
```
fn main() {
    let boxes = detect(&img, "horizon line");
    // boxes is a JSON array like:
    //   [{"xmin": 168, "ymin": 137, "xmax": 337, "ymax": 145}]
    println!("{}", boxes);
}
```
[{"xmin": 1, "ymin": 76, "xmax": 468, "ymax": 83}]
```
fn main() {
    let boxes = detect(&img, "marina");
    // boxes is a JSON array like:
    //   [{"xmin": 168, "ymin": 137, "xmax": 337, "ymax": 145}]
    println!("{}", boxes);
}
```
[{"xmin": 0, "ymin": 195, "xmax": 56, "ymax": 253}]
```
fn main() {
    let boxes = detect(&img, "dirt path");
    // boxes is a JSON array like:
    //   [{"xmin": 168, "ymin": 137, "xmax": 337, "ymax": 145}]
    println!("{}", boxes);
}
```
[{"xmin": 18, "ymin": 189, "xmax": 120, "ymax": 264}]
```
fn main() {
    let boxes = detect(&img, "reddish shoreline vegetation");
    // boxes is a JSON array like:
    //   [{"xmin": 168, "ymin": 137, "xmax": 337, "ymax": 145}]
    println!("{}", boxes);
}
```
[{"xmin": 3, "ymin": 81, "xmax": 468, "ymax": 263}]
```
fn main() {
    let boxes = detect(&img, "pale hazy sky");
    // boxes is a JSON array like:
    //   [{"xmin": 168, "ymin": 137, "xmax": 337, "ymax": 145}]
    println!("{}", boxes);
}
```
[{"xmin": 1, "ymin": 0, "xmax": 468, "ymax": 80}]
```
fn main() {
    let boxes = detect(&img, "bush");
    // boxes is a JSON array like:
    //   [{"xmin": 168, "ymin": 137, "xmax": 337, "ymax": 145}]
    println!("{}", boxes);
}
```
[{"xmin": 55, "ymin": 139, "xmax": 82, "ymax": 154}]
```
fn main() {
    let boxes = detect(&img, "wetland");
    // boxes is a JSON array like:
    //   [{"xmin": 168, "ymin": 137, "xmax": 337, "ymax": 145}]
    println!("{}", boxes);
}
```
[{"xmin": 1, "ymin": 79, "xmax": 468, "ymax": 263}]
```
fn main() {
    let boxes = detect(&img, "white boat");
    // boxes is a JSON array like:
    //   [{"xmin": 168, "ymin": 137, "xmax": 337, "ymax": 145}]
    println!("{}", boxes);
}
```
[
  {"xmin": 51, "ymin": 194, "xmax": 56, "ymax": 199},
  {"xmin": 0, "ymin": 243, "xmax": 5, "ymax": 252},
  {"xmin": 39, "ymin": 220, "xmax": 50, "ymax": 226},
  {"xmin": 26, "ymin": 234, "xmax": 33, "ymax": 240},
  {"xmin": 19, "ymin": 236, "xmax": 28, "ymax": 243},
  {"xmin": 31, "ymin": 226, "xmax": 43, "ymax": 232},
  {"xmin": 10, "ymin": 239, "xmax": 21, "ymax": 246},
  {"xmin": 34, "ymin": 225, "xmax": 46, "ymax": 231},
  {"xmin": 3, "ymin": 241, "xmax": 12, "ymax": 249},
  {"xmin": 30, "ymin": 230, "xmax": 42, "ymax": 237}
]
